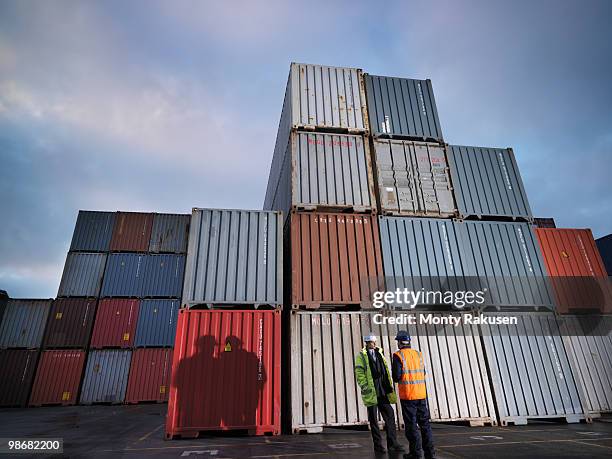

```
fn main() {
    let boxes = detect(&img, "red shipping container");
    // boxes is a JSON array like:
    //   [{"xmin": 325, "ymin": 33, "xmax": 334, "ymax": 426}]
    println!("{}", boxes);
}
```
[
  {"xmin": 43, "ymin": 298, "xmax": 97, "ymax": 348},
  {"xmin": 110, "ymin": 212, "xmax": 154, "ymax": 252},
  {"xmin": 166, "ymin": 309, "xmax": 280, "ymax": 439},
  {"xmin": 0, "ymin": 350, "xmax": 38, "ymax": 407},
  {"xmin": 29, "ymin": 350, "xmax": 86, "ymax": 406},
  {"xmin": 536, "ymin": 228, "xmax": 612, "ymax": 314},
  {"xmin": 90, "ymin": 299, "xmax": 139, "ymax": 348},
  {"xmin": 290, "ymin": 212, "xmax": 383, "ymax": 309},
  {"xmin": 125, "ymin": 348, "xmax": 173, "ymax": 403}
]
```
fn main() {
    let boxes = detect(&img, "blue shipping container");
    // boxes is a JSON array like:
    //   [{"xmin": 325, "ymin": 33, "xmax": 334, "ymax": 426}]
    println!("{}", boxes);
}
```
[
  {"xmin": 70, "ymin": 211, "xmax": 116, "ymax": 252},
  {"xmin": 141, "ymin": 254, "xmax": 185, "ymax": 298},
  {"xmin": 101, "ymin": 253, "xmax": 145, "ymax": 297},
  {"xmin": 135, "ymin": 299, "xmax": 179, "ymax": 347},
  {"xmin": 101, "ymin": 254, "xmax": 185, "ymax": 298}
]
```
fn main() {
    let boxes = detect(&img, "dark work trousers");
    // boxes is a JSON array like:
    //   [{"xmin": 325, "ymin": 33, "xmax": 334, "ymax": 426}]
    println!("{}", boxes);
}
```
[
  {"xmin": 367, "ymin": 401, "xmax": 398, "ymax": 449},
  {"xmin": 400, "ymin": 399, "xmax": 435, "ymax": 458}
]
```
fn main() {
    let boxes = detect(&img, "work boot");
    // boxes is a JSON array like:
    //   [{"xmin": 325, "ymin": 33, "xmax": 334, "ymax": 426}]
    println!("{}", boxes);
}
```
[
  {"xmin": 403, "ymin": 453, "xmax": 422, "ymax": 459},
  {"xmin": 388, "ymin": 443, "xmax": 406, "ymax": 452},
  {"xmin": 374, "ymin": 444, "xmax": 387, "ymax": 453}
]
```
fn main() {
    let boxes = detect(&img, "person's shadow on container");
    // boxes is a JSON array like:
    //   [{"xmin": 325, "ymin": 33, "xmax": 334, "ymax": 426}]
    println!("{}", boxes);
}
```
[
  {"xmin": 218, "ymin": 335, "xmax": 266, "ymax": 431},
  {"xmin": 174, "ymin": 335, "xmax": 219, "ymax": 429}
]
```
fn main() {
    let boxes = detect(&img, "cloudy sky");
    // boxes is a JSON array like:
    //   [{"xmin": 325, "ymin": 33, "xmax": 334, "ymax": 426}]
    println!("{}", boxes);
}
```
[{"xmin": 1, "ymin": 0, "xmax": 611, "ymax": 298}]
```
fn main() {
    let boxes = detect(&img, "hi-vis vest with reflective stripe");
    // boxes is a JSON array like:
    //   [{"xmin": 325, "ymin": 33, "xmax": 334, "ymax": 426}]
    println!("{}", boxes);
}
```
[{"xmin": 394, "ymin": 348, "xmax": 426, "ymax": 400}]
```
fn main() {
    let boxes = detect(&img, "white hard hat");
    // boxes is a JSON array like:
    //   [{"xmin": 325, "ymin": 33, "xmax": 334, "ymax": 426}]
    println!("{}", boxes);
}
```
[{"xmin": 364, "ymin": 333, "xmax": 377, "ymax": 342}]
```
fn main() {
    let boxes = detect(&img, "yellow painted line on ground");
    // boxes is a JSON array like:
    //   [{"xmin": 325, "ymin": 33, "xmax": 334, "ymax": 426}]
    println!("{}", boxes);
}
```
[
  {"xmin": 138, "ymin": 423, "xmax": 164, "ymax": 442},
  {"xmin": 440, "ymin": 437, "xmax": 612, "ymax": 449}
]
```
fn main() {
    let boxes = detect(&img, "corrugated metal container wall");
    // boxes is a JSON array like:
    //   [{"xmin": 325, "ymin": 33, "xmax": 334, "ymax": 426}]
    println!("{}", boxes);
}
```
[
  {"xmin": 0, "ymin": 299, "xmax": 51, "ymax": 349},
  {"xmin": 373, "ymin": 140, "xmax": 455, "ymax": 217},
  {"xmin": 0, "ymin": 291, "xmax": 7, "ymax": 329},
  {"xmin": 460, "ymin": 221, "xmax": 554, "ymax": 309},
  {"xmin": 57, "ymin": 253, "xmax": 106, "ymax": 297},
  {"xmin": 447, "ymin": 145, "xmax": 532, "ymax": 220},
  {"xmin": 135, "ymin": 299, "xmax": 179, "ymax": 347},
  {"xmin": 0, "ymin": 350, "xmax": 38, "ymax": 407},
  {"xmin": 364, "ymin": 75, "xmax": 443, "ymax": 142},
  {"xmin": 100, "ymin": 253, "xmax": 145, "ymax": 297},
  {"xmin": 69, "ymin": 211, "xmax": 115, "ymax": 252},
  {"xmin": 264, "ymin": 63, "xmax": 368, "ymax": 211},
  {"xmin": 481, "ymin": 313, "xmax": 587, "ymax": 425},
  {"xmin": 596, "ymin": 234, "xmax": 612, "ymax": 275},
  {"xmin": 378, "ymin": 217, "xmax": 467, "ymax": 307},
  {"xmin": 141, "ymin": 254, "xmax": 185, "ymax": 298},
  {"xmin": 29, "ymin": 350, "xmax": 86, "ymax": 406},
  {"xmin": 561, "ymin": 315, "xmax": 612, "ymax": 416},
  {"xmin": 110, "ymin": 212, "xmax": 154, "ymax": 252},
  {"xmin": 266, "ymin": 132, "xmax": 375, "ymax": 219},
  {"xmin": 183, "ymin": 209, "xmax": 283, "ymax": 308},
  {"xmin": 288, "ymin": 312, "xmax": 496, "ymax": 432},
  {"xmin": 534, "ymin": 217, "xmax": 556, "ymax": 229},
  {"xmin": 166, "ymin": 309, "xmax": 281, "ymax": 438},
  {"xmin": 149, "ymin": 213, "xmax": 190, "ymax": 253},
  {"xmin": 90, "ymin": 299, "xmax": 139, "ymax": 349},
  {"xmin": 43, "ymin": 298, "xmax": 97, "ymax": 349},
  {"xmin": 125, "ymin": 348, "xmax": 173, "ymax": 403},
  {"xmin": 290, "ymin": 213, "xmax": 383, "ymax": 309},
  {"xmin": 80, "ymin": 350, "xmax": 132, "ymax": 404},
  {"xmin": 536, "ymin": 228, "xmax": 611, "ymax": 314}
]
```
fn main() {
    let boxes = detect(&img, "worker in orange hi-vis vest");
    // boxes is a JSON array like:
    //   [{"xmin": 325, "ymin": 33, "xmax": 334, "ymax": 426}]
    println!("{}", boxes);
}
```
[{"xmin": 392, "ymin": 331, "xmax": 436, "ymax": 459}]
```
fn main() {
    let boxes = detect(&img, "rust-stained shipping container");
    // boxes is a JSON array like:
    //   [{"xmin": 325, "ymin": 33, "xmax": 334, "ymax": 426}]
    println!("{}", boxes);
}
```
[
  {"xmin": 536, "ymin": 228, "xmax": 611, "ymax": 314},
  {"xmin": 0, "ymin": 349, "xmax": 38, "ymax": 407},
  {"xmin": 110, "ymin": 212, "xmax": 154, "ymax": 252},
  {"xmin": 125, "ymin": 348, "xmax": 173, "ymax": 403},
  {"xmin": 29, "ymin": 350, "xmax": 86, "ymax": 406},
  {"xmin": 289, "ymin": 212, "xmax": 383, "ymax": 309},
  {"xmin": 90, "ymin": 299, "xmax": 139, "ymax": 349},
  {"xmin": 43, "ymin": 298, "xmax": 97, "ymax": 349},
  {"xmin": 166, "ymin": 309, "xmax": 280, "ymax": 438},
  {"xmin": 372, "ymin": 139, "xmax": 455, "ymax": 217}
]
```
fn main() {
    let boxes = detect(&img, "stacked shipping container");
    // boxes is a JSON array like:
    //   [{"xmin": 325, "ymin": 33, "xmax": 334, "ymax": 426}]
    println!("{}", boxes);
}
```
[{"xmin": 166, "ymin": 209, "xmax": 283, "ymax": 437}]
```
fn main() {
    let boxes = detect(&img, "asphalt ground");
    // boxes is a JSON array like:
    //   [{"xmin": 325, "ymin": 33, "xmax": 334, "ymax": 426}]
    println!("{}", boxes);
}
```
[{"xmin": 0, "ymin": 404, "xmax": 611, "ymax": 458}]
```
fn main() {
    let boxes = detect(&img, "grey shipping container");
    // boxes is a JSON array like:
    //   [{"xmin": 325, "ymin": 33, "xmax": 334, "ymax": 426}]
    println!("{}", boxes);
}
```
[
  {"xmin": 379, "ymin": 216, "xmax": 467, "ymax": 308},
  {"xmin": 80, "ymin": 349, "xmax": 132, "ymax": 404},
  {"xmin": 0, "ymin": 290, "xmax": 7, "ymax": 328},
  {"xmin": 149, "ymin": 213, "xmax": 190, "ymax": 253},
  {"xmin": 58, "ymin": 253, "xmax": 107, "ymax": 297},
  {"xmin": 265, "ymin": 63, "xmax": 368, "ymax": 211},
  {"xmin": 287, "ymin": 311, "xmax": 496, "ymax": 433},
  {"xmin": 100, "ymin": 253, "xmax": 145, "ymax": 298},
  {"xmin": 264, "ymin": 131, "xmax": 376, "ymax": 219},
  {"xmin": 378, "ymin": 217, "xmax": 554, "ymax": 309},
  {"xmin": 481, "ymin": 313, "xmax": 587, "ymax": 425},
  {"xmin": 561, "ymin": 315, "xmax": 612, "ymax": 417},
  {"xmin": 460, "ymin": 220, "xmax": 554, "ymax": 309},
  {"xmin": 364, "ymin": 74, "xmax": 443, "ymax": 142},
  {"xmin": 183, "ymin": 209, "xmax": 283, "ymax": 307},
  {"xmin": 141, "ymin": 254, "xmax": 185, "ymax": 298},
  {"xmin": 0, "ymin": 299, "xmax": 52, "ymax": 349},
  {"xmin": 135, "ymin": 299, "xmax": 179, "ymax": 347},
  {"xmin": 373, "ymin": 140, "xmax": 455, "ymax": 217},
  {"xmin": 447, "ymin": 145, "xmax": 532, "ymax": 221},
  {"xmin": 69, "ymin": 211, "xmax": 115, "ymax": 252}
]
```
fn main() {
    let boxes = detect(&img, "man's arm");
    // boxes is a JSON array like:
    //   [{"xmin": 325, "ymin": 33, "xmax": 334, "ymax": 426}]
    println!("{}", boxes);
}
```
[
  {"xmin": 354, "ymin": 353, "xmax": 368, "ymax": 390},
  {"xmin": 392, "ymin": 353, "xmax": 402, "ymax": 383}
]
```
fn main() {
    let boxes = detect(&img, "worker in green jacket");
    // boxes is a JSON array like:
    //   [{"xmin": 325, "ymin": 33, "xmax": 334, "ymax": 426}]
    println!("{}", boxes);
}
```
[{"xmin": 355, "ymin": 333, "xmax": 405, "ymax": 454}]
